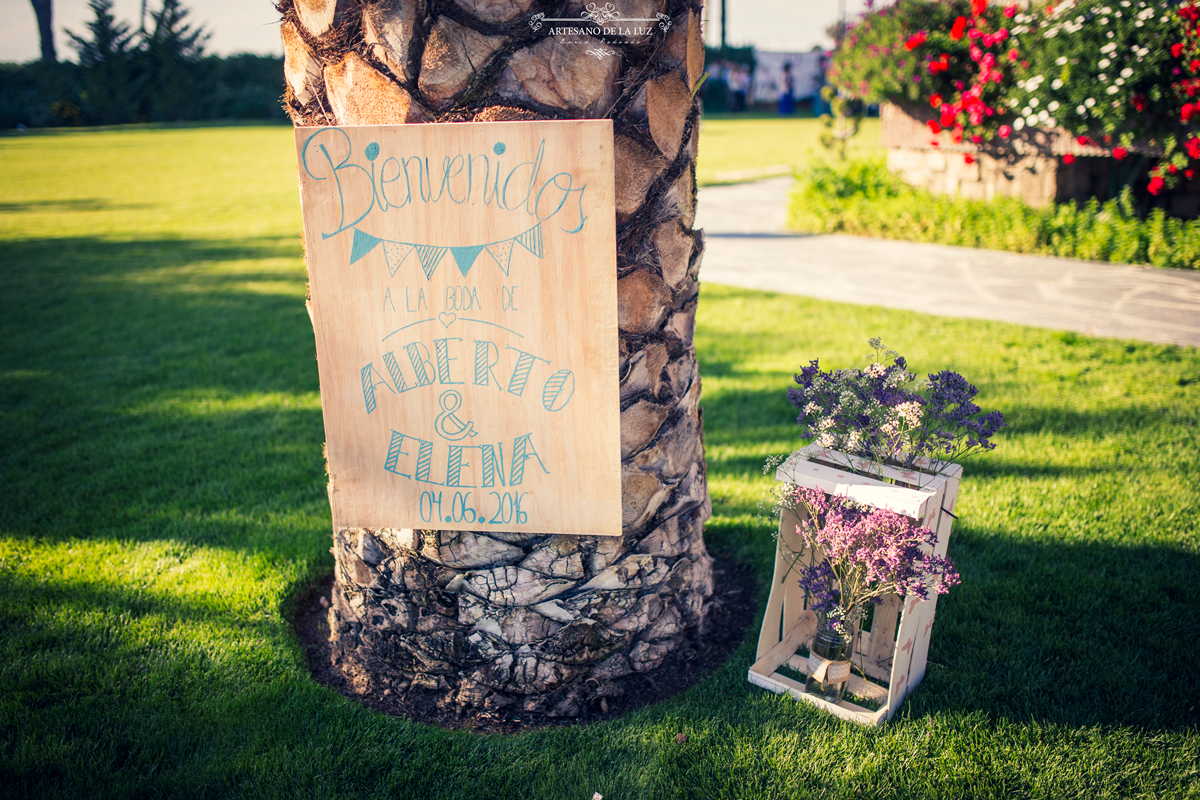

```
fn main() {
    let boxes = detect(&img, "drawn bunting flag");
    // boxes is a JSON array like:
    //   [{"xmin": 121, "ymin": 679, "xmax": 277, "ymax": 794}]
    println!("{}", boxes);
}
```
[
  {"xmin": 484, "ymin": 240, "xmax": 514, "ymax": 276},
  {"xmin": 413, "ymin": 244, "xmax": 447, "ymax": 280},
  {"xmin": 349, "ymin": 222, "xmax": 544, "ymax": 279},
  {"xmin": 381, "ymin": 242, "xmax": 414, "ymax": 277},
  {"xmin": 449, "ymin": 245, "xmax": 485, "ymax": 277},
  {"xmin": 515, "ymin": 224, "xmax": 543, "ymax": 258}
]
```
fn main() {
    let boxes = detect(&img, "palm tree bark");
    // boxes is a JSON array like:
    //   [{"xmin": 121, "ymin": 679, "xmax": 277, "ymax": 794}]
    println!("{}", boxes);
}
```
[{"xmin": 281, "ymin": 0, "xmax": 712, "ymax": 717}]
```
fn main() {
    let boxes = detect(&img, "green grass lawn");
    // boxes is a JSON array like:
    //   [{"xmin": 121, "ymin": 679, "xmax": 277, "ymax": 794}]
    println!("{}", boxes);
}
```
[
  {"xmin": 696, "ymin": 115, "xmax": 882, "ymax": 186},
  {"xmin": 2, "ymin": 123, "xmax": 1199, "ymax": 799}
]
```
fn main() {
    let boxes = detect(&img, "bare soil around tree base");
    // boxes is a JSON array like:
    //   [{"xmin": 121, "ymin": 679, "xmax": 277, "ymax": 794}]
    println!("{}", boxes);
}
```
[{"xmin": 291, "ymin": 554, "xmax": 758, "ymax": 734}]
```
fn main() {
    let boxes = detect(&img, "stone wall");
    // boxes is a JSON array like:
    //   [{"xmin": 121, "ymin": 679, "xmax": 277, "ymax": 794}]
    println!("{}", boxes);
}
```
[
  {"xmin": 886, "ymin": 147, "xmax": 1059, "ymax": 206},
  {"xmin": 880, "ymin": 102, "xmax": 1200, "ymax": 218}
]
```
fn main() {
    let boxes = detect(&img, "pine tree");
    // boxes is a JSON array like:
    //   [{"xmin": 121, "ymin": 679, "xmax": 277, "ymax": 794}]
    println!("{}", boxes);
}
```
[
  {"xmin": 65, "ymin": 0, "xmax": 143, "ymax": 124},
  {"xmin": 143, "ymin": 0, "xmax": 209, "ymax": 121}
]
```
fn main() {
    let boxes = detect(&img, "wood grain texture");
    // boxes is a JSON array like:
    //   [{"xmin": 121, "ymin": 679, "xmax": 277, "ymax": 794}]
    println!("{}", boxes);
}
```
[
  {"xmin": 296, "ymin": 120, "xmax": 621, "ymax": 536},
  {"xmin": 753, "ymin": 447, "xmax": 962, "ymax": 724}
]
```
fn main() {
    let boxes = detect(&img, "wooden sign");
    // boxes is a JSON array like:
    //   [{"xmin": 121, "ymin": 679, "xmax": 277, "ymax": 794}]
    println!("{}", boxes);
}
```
[{"xmin": 295, "ymin": 121, "xmax": 621, "ymax": 536}]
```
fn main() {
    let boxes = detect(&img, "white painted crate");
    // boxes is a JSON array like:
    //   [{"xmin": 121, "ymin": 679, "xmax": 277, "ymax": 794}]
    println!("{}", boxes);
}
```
[{"xmin": 747, "ymin": 445, "xmax": 962, "ymax": 725}]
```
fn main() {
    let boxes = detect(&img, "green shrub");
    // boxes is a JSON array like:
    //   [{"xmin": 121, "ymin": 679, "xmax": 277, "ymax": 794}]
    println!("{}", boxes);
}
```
[
  {"xmin": 831, "ymin": 0, "xmax": 1193, "ymax": 196},
  {"xmin": 788, "ymin": 158, "xmax": 1200, "ymax": 269}
]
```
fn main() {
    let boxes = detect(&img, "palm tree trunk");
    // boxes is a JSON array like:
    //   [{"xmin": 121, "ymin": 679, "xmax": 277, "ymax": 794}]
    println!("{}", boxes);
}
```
[{"xmin": 281, "ymin": 0, "xmax": 712, "ymax": 717}]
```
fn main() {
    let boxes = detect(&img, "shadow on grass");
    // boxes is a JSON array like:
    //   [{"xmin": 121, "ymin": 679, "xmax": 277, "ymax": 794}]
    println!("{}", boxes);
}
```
[
  {"xmin": 0, "ymin": 198, "xmax": 153, "ymax": 214},
  {"xmin": 1, "ymin": 235, "xmax": 326, "ymax": 563},
  {"xmin": 1, "ymin": 233, "xmax": 1197, "ymax": 746},
  {"xmin": 709, "ymin": 510, "xmax": 1200, "ymax": 731},
  {"xmin": 917, "ymin": 527, "xmax": 1200, "ymax": 731},
  {"xmin": 700, "ymin": 382, "xmax": 1200, "ymax": 732}
]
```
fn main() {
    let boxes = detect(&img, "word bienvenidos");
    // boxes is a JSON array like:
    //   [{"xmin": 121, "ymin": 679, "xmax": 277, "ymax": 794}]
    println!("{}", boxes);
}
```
[{"xmin": 300, "ymin": 128, "xmax": 590, "ymax": 240}]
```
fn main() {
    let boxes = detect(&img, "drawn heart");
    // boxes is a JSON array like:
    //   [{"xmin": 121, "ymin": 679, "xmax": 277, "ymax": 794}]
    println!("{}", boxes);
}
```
[{"xmin": 438, "ymin": 311, "xmax": 457, "ymax": 328}]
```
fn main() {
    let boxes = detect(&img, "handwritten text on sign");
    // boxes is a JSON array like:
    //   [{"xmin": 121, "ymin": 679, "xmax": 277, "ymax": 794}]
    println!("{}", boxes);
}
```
[{"xmin": 296, "ymin": 121, "xmax": 621, "ymax": 536}]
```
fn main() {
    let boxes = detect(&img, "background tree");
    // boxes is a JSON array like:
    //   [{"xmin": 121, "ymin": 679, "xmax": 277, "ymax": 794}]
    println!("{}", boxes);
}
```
[
  {"xmin": 280, "ymin": 0, "xmax": 713, "ymax": 716},
  {"xmin": 29, "ymin": 0, "xmax": 56, "ymax": 62},
  {"xmin": 65, "ymin": 0, "xmax": 143, "ymax": 125},
  {"xmin": 143, "ymin": 0, "xmax": 209, "ymax": 121},
  {"xmin": 6, "ymin": 0, "xmax": 280, "ymax": 128}
]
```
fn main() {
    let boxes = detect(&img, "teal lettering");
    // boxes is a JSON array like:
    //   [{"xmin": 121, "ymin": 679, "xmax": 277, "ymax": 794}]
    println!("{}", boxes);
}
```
[
  {"xmin": 523, "ymin": 139, "xmax": 545, "ymax": 216},
  {"xmin": 441, "ymin": 155, "xmax": 467, "ymax": 203},
  {"xmin": 479, "ymin": 443, "xmax": 507, "ymax": 488},
  {"xmin": 414, "ymin": 437, "xmax": 438, "ymax": 484},
  {"xmin": 360, "ymin": 363, "xmax": 394, "ymax": 414},
  {"xmin": 384, "ymin": 430, "xmax": 413, "ymax": 478},
  {"xmin": 303, "ymin": 133, "xmax": 589, "ymax": 237},
  {"xmin": 505, "ymin": 346, "xmax": 550, "ymax": 397},
  {"xmin": 378, "ymin": 156, "xmax": 413, "ymax": 209},
  {"xmin": 382, "ymin": 351, "xmax": 411, "ymax": 393},
  {"xmin": 434, "ymin": 338, "xmax": 464, "ymax": 384},
  {"xmin": 300, "ymin": 128, "xmax": 376, "ymax": 240},
  {"xmin": 509, "ymin": 433, "xmax": 548, "ymax": 485},
  {"xmin": 474, "ymin": 340, "xmax": 502, "ymax": 389},
  {"xmin": 445, "ymin": 445, "xmax": 475, "ymax": 487},
  {"xmin": 404, "ymin": 342, "xmax": 435, "ymax": 387}
]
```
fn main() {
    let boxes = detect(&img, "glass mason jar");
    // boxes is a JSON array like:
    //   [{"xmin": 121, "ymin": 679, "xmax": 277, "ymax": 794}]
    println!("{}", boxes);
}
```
[{"xmin": 805, "ymin": 621, "xmax": 853, "ymax": 704}]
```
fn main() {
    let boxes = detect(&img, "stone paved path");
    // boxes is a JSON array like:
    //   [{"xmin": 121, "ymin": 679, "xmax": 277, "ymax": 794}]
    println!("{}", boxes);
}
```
[{"xmin": 695, "ymin": 177, "xmax": 1200, "ymax": 348}]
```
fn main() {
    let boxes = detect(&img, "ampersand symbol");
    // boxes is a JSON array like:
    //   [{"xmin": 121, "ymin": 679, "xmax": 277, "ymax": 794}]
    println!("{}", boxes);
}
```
[{"xmin": 434, "ymin": 390, "xmax": 477, "ymax": 441}]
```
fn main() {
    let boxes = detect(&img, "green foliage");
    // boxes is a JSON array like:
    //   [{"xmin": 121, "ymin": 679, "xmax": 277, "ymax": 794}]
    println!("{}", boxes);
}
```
[
  {"xmin": 2, "ymin": 126, "xmax": 1199, "ymax": 799},
  {"xmin": 704, "ymin": 44, "xmax": 758, "ymax": 69},
  {"xmin": 141, "ymin": 0, "xmax": 211, "ymax": 121},
  {"xmin": 829, "ymin": 0, "xmax": 989, "ymax": 105},
  {"xmin": 204, "ymin": 54, "xmax": 292, "ymax": 121},
  {"xmin": 818, "ymin": 87, "xmax": 863, "ymax": 161},
  {"xmin": 2, "ymin": 0, "xmax": 284, "ymax": 128},
  {"xmin": 1005, "ymin": 1, "xmax": 1180, "ymax": 145},
  {"xmin": 64, "ymin": 0, "xmax": 145, "ymax": 125},
  {"xmin": 789, "ymin": 158, "xmax": 1200, "ymax": 268},
  {"xmin": 0, "ymin": 60, "xmax": 81, "ymax": 128},
  {"xmin": 830, "ymin": 0, "xmax": 1194, "ymax": 194}
]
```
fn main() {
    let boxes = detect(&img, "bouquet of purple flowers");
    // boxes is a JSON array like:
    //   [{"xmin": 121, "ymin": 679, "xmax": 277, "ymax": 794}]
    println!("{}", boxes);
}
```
[
  {"xmin": 790, "ymin": 487, "xmax": 961, "ymax": 636},
  {"xmin": 786, "ymin": 338, "xmax": 1005, "ymax": 484},
  {"xmin": 764, "ymin": 339, "xmax": 1001, "ymax": 680}
]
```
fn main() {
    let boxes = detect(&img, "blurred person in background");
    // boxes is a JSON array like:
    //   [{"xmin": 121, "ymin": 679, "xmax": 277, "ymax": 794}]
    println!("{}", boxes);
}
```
[{"xmin": 778, "ymin": 61, "xmax": 796, "ymax": 115}]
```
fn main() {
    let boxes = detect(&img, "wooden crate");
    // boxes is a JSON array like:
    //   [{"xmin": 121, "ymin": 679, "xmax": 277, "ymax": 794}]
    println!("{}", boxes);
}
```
[{"xmin": 747, "ymin": 445, "xmax": 961, "ymax": 725}]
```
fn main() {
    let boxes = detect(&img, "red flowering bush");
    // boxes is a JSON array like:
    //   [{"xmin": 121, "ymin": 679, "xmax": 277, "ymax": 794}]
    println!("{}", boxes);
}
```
[
  {"xmin": 1006, "ymin": 0, "xmax": 1187, "ymax": 195},
  {"xmin": 828, "ymin": 0, "xmax": 1008, "ymax": 115},
  {"xmin": 831, "ymin": 0, "xmax": 1198, "ymax": 200},
  {"xmin": 829, "ymin": 0, "xmax": 1027, "ymax": 148}
]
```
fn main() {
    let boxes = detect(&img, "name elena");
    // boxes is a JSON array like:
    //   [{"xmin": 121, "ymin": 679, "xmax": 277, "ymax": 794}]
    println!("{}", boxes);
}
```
[
  {"xmin": 362, "ymin": 336, "xmax": 571, "ymax": 489},
  {"xmin": 301, "ymin": 128, "xmax": 590, "ymax": 240}
]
